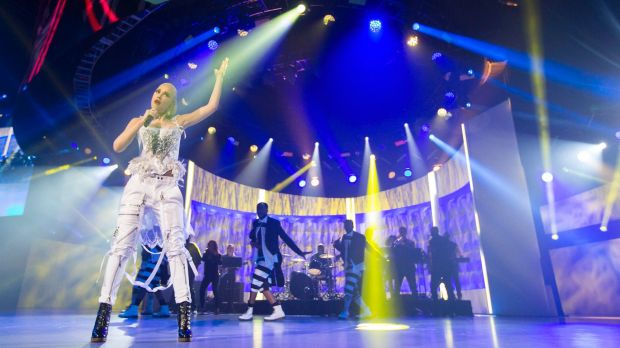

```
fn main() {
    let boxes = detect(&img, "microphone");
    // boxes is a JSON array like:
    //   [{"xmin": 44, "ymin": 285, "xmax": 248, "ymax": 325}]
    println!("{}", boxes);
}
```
[{"xmin": 143, "ymin": 114, "xmax": 154, "ymax": 127}]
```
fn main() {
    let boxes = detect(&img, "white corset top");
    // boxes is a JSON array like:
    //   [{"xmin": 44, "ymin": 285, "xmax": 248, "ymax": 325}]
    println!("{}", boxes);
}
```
[{"xmin": 126, "ymin": 125, "xmax": 186, "ymax": 180}]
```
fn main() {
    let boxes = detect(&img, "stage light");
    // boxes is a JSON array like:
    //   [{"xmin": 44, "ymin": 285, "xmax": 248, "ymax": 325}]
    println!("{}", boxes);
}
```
[
  {"xmin": 200, "ymin": 136, "xmax": 204, "ymax": 141},
  {"xmin": 403, "ymin": 168, "xmax": 412, "ymax": 177},
  {"xmin": 404, "ymin": 122, "xmax": 409, "ymax": 127},
  {"xmin": 84, "ymin": 147, "xmax": 92, "ymax": 155},
  {"xmin": 421, "ymin": 124, "xmax": 430, "ymax": 132},
  {"xmin": 187, "ymin": 62, "xmax": 198, "ymax": 70},
  {"xmin": 214, "ymin": 26, "xmax": 221, "ymax": 34},
  {"xmin": 597, "ymin": 142, "xmax": 607, "ymax": 150},
  {"xmin": 124, "ymin": 169, "xmax": 131, "ymax": 176},
  {"xmin": 365, "ymin": 136, "xmax": 369, "ymax": 142},
  {"xmin": 433, "ymin": 164, "xmax": 441, "ymax": 172},
  {"xmin": 348, "ymin": 174, "xmax": 357, "ymax": 183},
  {"xmin": 407, "ymin": 35, "xmax": 419, "ymax": 47},
  {"xmin": 388, "ymin": 171, "xmax": 396, "ymax": 179},
  {"xmin": 437, "ymin": 108, "xmax": 448, "ymax": 117},
  {"xmin": 577, "ymin": 151, "xmax": 590, "ymax": 162},
  {"xmin": 431, "ymin": 52, "xmax": 442, "ymax": 61},
  {"xmin": 302, "ymin": 153, "xmax": 311, "ymax": 160},
  {"xmin": 250, "ymin": 145, "xmax": 258, "ymax": 153},
  {"xmin": 208, "ymin": 40, "xmax": 219, "ymax": 50},
  {"xmin": 541, "ymin": 171, "xmax": 553, "ymax": 183},
  {"xmin": 298, "ymin": 179, "xmax": 306, "ymax": 188},
  {"xmin": 467, "ymin": 68, "xmax": 474, "ymax": 76},
  {"xmin": 269, "ymin": 138, "xmax": 274, "ymax": 142},
  {"xmin": 600, "ymin": 225, "xmax": 608, "ymax": 232},
  {"xmin": 551, "ymin": 234, "xmax": 559, "ymax": 240},
  {"xmin": 370, "ymin": 154, "xmax": 376, "ymax": 161},
  {"xmin": 102, "ymin": 157, "xmax": 111, "ymax": 165},
  {"xmin": 314, "ymin": 142, "xmax": 319, "ymax": 147},
  {"xmin": 164, "ymin": 73, "xmax": 169, "ymax": 79},
  {"xmin": 369, "ymin": 20, "xmax": 382, "ymax": 33},
  {"xmin": 412, "ymin": 23, "xmax": 420, "ymax": 31},
  {"xmin": 323, "ymin": 14, "xmax": 335, "ymax": 26},
  {"xmin": 310, "ymin": 176, "xmax": 320, "ymax": 186},
  {"xmin": 444, "ymin": 92, "xmax": 455, "ymax": 102},
  {"xmin": 465, "ymin": 102, "xmax": 472, "ymax": 108},
  {"xmin": 296, "ymin": 4, "xmax": 306, "ymax": 14},
  {"xmin": 1, "ymin": 94, "xmax": 7, "ymax": 99},
  {"xmin": 237, "ymin": 29, "xmax": 249, "ymax": 37}
]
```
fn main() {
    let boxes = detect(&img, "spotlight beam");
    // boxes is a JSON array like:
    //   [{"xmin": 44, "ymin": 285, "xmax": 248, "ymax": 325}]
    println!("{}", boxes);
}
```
[
  {"xmin": 271, "ymin": 161, "xmax": 313, "ymax": 192},
  {"xmin": 413, "ymin": 23, "xmax": 617, "ymax": 96}
]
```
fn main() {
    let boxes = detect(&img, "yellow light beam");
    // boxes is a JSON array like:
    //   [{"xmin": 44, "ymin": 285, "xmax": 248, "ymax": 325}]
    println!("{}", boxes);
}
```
[{"xmin": 271, "ymin": 161, "xmax": 314, "ymax": 192}]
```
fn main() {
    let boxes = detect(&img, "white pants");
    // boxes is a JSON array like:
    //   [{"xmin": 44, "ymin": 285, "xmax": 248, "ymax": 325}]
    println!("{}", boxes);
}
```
[{"xmin": 98, "ymin": 174, "xmax": 191, "ymax": 305}]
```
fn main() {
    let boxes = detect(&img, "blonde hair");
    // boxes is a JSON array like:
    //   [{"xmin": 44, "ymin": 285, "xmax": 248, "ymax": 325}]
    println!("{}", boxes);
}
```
[{"xmin": 159, "ymin": 82, "xmax": 177, "ymax": 120}]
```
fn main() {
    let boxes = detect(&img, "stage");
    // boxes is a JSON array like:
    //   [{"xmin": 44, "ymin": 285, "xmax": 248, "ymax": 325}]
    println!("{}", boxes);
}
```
[
  {"xmin": 1, "ymin": 312, "xmax": 618, "ymax": 347},
  {"xmin": 217, "ymin": 297, "xmax": 473, "ymax": 317}
]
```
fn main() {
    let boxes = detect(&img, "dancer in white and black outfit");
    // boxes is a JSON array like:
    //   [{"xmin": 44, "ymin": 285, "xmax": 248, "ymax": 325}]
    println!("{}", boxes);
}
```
[
  {"xmin": 239, "ymin": 202, "xmax": 309, "ymax": 321},
  {"xmin": 334, "ymin": 220, "xmax": 372, "ymax": 320},
  {"xmin": 90, "ymin": 58, "xmax": 228, "ymax": 343}
]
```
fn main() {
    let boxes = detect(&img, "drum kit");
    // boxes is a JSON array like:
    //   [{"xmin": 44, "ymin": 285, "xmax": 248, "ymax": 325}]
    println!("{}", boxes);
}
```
[{"xmin": 277, "ymin": 251, "xmax": 341, "ymax": 301}]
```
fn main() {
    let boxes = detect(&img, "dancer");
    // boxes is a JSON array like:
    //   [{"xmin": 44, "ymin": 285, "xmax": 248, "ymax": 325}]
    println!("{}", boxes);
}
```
[
  {"xmin": 118, "ymin": 245, "xmax": 171, "ymax": 318},
  {"xmin": 238, "ymin": 202, "xmax": 309, "ymax": 321},
  {"xmin": 90, "ymin": 58, "xmax": 228, "ymax": 343},
  {"xmin": 334, "ymin": 220, "xmax": 372, "ymax": 320}
]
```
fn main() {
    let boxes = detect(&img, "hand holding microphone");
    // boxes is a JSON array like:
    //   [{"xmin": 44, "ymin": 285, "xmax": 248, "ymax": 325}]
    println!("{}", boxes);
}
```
[{"xmin": 143, "ymin": 108, "xmax": 156, "ymax": 127}]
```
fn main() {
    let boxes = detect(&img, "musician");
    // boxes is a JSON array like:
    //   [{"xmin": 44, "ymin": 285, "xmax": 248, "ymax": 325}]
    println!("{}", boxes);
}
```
[
  {"xmin": 428, "ymin": 226, "xmax": 455, "ymax": 301},
  {"xmin": 309, "ymin": 244, "xmax": 334, "ymax": 288},
  {"xmin": 444, "ymin": 232, "xmax": 463, "ymax": 300},
  {"xmin": 238, "ymin": 202, "xmax": 309, "ymax": 321},
  {"xmin": 333, "ymin": 220, "xmax": 372, "ymax": 320},
  {"xmin": 391, "ymin": 227, "xmax": 419, "ymax": 297}
]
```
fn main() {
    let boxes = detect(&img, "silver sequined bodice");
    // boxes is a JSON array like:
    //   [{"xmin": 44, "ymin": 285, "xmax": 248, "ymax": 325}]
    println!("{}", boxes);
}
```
[{"xmin": 126, "ymin": 126, "xmax": 186, "ymax": 179}]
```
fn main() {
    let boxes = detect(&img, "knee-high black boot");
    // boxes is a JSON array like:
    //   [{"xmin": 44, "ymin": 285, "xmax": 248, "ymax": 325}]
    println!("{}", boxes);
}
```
[
  {"xmin": 91, "ymin": 303, "xmax": 112, "ymax": 343},
  {"xmin": 177, "ymin": 301, "xmax": 192, "ymax": 342}
]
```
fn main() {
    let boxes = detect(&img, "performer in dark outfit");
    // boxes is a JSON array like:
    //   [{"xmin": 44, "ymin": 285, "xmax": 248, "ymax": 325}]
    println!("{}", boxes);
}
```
[
  {"xmin": 334, "ymin": 220, "xmax": 372, "ymax": 319},
  {"xmin": 238, "ymin": 202, "xmax": 309, "ymax": 321},
  {"xmin": 428, "ymin": 226, "xmax": 455, "ymax": 301},
  {"xmin": 118, "ymin": 245, "xmax": 171, "ymax": 318},
  {"xmin": 391, "ymin": 227, "xmax": 418, "ymax": 296},
  {"xmin": 199, "ymin": 240, "xmax": 222, "ymax": 313}
]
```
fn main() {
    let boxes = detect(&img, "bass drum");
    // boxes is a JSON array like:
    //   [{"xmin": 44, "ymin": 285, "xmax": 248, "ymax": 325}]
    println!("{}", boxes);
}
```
[{"xmin": 290, "ymin": 271, "xmax": 317, "ymax": 300}]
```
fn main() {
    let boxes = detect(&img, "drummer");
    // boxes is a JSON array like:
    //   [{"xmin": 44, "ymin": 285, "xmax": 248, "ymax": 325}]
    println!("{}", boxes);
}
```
[{"xmin": 309, "ymin": 244, "xmax": 334, "ymax": 287}]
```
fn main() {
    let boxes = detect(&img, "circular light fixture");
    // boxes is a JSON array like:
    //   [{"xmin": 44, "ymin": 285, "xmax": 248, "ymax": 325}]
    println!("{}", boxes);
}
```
[
  {"xmin": 323, "ymin": 14, "xmax": 335, "ymax": 26},
  {"xmin": 250, "ymin": 145, "xmax": 258, "ymax": 153},
  {"xmin": 302, "ymin": 153, "xmax": 311, "ymax": 160},
  {"xmin": 348, "ymin": 174, "xmax": 357, "ymax": 183},
  {"xmin": 403, "ymin": 169, "xmax": 412, "ymax": 177},
  {"xmin": 437, "ymin": 108, "xmax": 448, "ymax": 118},
  {"xmin": 298, "ymin": 180, "xmax": 306, "ymax": 188},
  {"xmin": 369, "ymin": 20, "xmax": 382, "ymax": 33},
  {"xmin": 541, "ymin": 171, "xmax": 553, "ymax": 183},
  {"xmin": 407, "ymin": 35, "xmax": 419, "ymax": 47},
  {"xmin": 388, "ymin": 171, "xmax": 396, "ymax": 179},
  {"xmin": 207, "ymin": 127, "xmax": 216, "ymax": 135},
  {"xmin": 310, "ymin": 176, "xmax": 320, "ymax": 187}
]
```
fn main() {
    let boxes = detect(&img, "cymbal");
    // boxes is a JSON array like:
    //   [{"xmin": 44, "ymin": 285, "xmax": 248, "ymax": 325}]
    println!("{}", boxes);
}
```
[
  {"xmin": 290, "ymin": 257, "xmax": 305, "ymax": 263},
  {"xmin": 319, "ymin": 254, "xmax": 335, "ymax": 259}
]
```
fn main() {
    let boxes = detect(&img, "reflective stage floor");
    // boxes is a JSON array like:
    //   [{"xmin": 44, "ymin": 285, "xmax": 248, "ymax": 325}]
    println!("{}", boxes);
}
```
[{"xmin": 0, "ymin": 312, "xmax": 618, "ymax": 348}]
